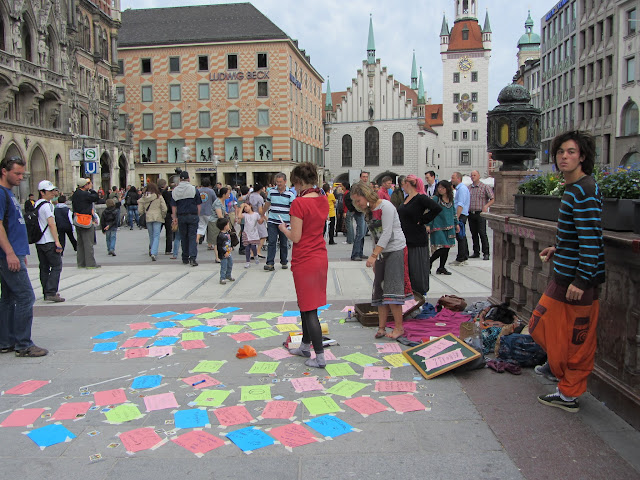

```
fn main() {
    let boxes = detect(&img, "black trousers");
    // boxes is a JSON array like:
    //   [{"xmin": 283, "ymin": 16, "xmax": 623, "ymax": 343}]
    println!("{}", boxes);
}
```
[
  {"xmin": 468, "ymin": 211, "xmax": 489, "ymax": 255},
  {"xmin": 455, "ymin": 214, "xmax": 469, "ymax": 262},
  {"xmin": 162, "ymin": 215, "xmax": 173, "ymax": 253}
]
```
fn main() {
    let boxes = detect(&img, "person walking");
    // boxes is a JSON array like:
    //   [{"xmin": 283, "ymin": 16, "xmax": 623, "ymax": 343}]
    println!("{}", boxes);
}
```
[
  {"xmin": 210, "ymin": 188, "xmax": 229, "ymax": 262},
  {"xmin": 54, "ymin": 194, "xmax": 76, "ymax": 255},
  {"xmin": 238, "ymin": 202, "xmax": 263, "ymax": 268},
  {"xmin": 323, "ymin": 184, "xmax": 337, "ymax": 245},
  {"xmin": 248, "ymin": 184, "xmax": 268, "ymax": 257},
  {"xmin": 71, "ymin": 178, "xmax": 100, "ymax": 269},
  {"xmin": 124, "ymin": 186, "xmax": 140, "ymax": 230},
  {"xmin": 450, "ymin": 171, "xmax": 470, "ymax": 266},
  {"xmin": 216, "ymin": 217, "xmax": 235, "ymax": 284},
  {"xmin": 350, "ymin": 172, "xmax": 369, "ymax": 261},
  {"xmin": 468, "ymin": 170, "xmax": 494, "ymax": 260},
  {"xmin": 197, "ymin": 178, "xmax": 215, "ymax": 247},
  {"xmin": 158, "ymin": 179, "xmax": 174, "ymax": 255},
  {"xmin": 24, "ymin": 193, "xmax": 35, "ymax": 213},
  {"xmin": 0, "ymin": 155, "xmax": 48, "ymax": 357},
  {"xmin": 427, "ymin": 180, "xmax": 458, "ymax": 275},
  {"xmin": 264, "ymin": 173, "xmax": 295, "ymax": 271},
  {"xmin": 138, "ymin": 182, "xmax": 167, "ymax": 261},
  {"xmin": 342, "ymin": 182, "xmax": 354, "ymax": 244},
  {"xmin": 100, "ymin": 198, "xmax": 119, "ymax": 256},
  {"xmin": 171, "ymin": 171, "xmax": 201, "ymax": 266}
]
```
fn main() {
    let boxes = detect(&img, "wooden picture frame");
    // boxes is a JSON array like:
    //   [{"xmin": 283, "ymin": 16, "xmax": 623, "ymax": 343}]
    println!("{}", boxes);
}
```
[{"xmin": 402, "ymin": 333, "xmax": 481, "ymax": 380}]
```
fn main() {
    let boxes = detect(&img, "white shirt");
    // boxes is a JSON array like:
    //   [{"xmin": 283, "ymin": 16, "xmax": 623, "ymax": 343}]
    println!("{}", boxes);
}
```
[
  {"xmin": 426, "ymin": 181, "xmax": 436, "ymax": 197},
  {"xmin": 35, "ymin": 199, "xmax": 55, "ymax": 244}
]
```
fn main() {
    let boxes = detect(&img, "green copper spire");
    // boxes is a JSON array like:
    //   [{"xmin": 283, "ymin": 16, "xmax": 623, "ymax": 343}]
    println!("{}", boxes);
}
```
[
  {"xmin": 367, "ymin": 14, "xmax": 375, "ymax": 65},
  {"xmin": 411, "ymin": 50, "xmax": 417, "ymax": 89},
  {"xmin": 440, "ymin": 14, "xmax": 449, "ymax": 36},
  {"xmin": 525, "ymin": 10, "xmax": 534, "ymax": 29},
  {"xmin": 483, "ymin": 10, "xmax": 492, "ymax": 33},
  {"xmin": 417, "ymin": 67, "xmax": 425, "ymax": 105},
  {"xmin": 325, "ymin": 76, "xmax": 332, "ymax": 111}
]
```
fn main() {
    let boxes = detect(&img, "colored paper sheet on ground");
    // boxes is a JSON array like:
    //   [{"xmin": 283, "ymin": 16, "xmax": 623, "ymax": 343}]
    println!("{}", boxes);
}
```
[
  {"xmin": 104, "ymin": 404, "xmax": 144, "ymax": 424},
  {"xmin": 27, "ymin": 424, "xmax": 75, "ymax": 449},
  {"xmin": 125, "ymin": 348, "xmax": 149, "ymax": 359},
  {"xmin": 129, "ymin": 322, "xmax": 153, "ymax": 330},
  {"xmin": 282, "ymin": 310, "xmax": 300, "ymax": 317},
  {"xmin": 341, "ymin": 353, "xmax": 380, "ymax": 367},
  {"xmin": 326, "ymin": 380, "xmax": 368, "ymax": 398},
  {"xmin": 131, "ymin": 375, "xmax": 162, "ymax": 390},
  {"xmin": 190, "ymin": 325, "xmax": 220, "ymax": 333},
  {"xmin": 150, "ymin": 311, "xmax": 177, "ymax": 318},
  {"xmin": 154, "ymin": 320, "xmax": 177, "ymax": 328},
  {"xmin": 325, "ymin": 363, "xmax": 358, "ymax": 377},
  {"xmin": 255, "ymin": 312, "xmax": 281, "ymax": 320},
  {"xmin": 341, "ymin": 306, "xmax": 355, "ymax": 313},
  {"xmin": 133, "ymin": 329, "xmax": 160, "ymax": 338},
  {"xmin": 424, "ymin": 348, "xmax": 465, "ymax": 371},
  {"xmin": 225, "ymin": 426, "xmax": 274, "ymax": 452},
  {"xmin": 229, "ymin": 332, "xmax": 257, "ymax": 343},
  {"xmin": 174, "ymin": 409, "xmax": 210, "ymax": 429},
  {"xmin": 192, "ymin": 390, "xmax": 231, "ymax": 407},
  {"xmin": 216, "ymin": 307, "xmax": 240, "ymax": 314},
  {"xmin": 270, "ymin": 423, "xmax": 317, "ymax": 449},
  {"xmin": 252, "ymin": 328, "xmax": 280, "ymax": 338},
  {"xmin": 375, "ymin": 381, "xmax": 416, "ymax": 393},
  {"xmin": 121, "ymin": 338, "xmax": 148, "ymax": 348},
  {"xmin": 171, "ymin": 313, "xmax": 195, "ymax": 321},
  {"xmin": 144, "ymin": 392, "xmax": 179, "ymax": 412},
  {"xmin": 305, "ymin": 415, "xmax": 355, "ymax": 438},
  {"xmin": 148, "ymin": 346, "xmax": 173, "ymax": 357},
  {"xmin": 180, "ymin": 340, "xmax": 207, "ymax": 350},
  {"xmin": 248, "ymin": 361, "xmax": 280, "ymax": 374},
  {"xmin": 92, "ymin": 342, "xmax": 118, "ymax": 352},
  {"xmin": 171, "ymin": 430, "xmax": 225, "ymax": 456},
  {"xmin": 362, "ymin": 366, "xmax": 391, "ymax": 380},
  {"xmin": 178, "ymin": 319, "xmax": 203, "ymax": 327},
  {"xmin": 153, "ymin": 337, "xmax": 179, "ymax": 347},
  {"xmin": 230, "ymin": 314, "xmax": 252, "ymax": 322},
  {"xmin": 277, "ymin": 316, "xmax": 298, "ymax": 324},
  {"xmin": 206, "ymin": 318, "xmax": 227, "ymax": 326},
  {"xmin": 311, "ymin": 350, "xmax": 337, "ymax": 361},
  {"xmin": 187, "ymin": 307, "xmax": 214, "ymax": 314},
  {"xmin": 291, "ymin": 377, "xmax": 324, "ymax": 393},
  {"xmin": 92, "ymin": 330, "xmax": 124, "ymax": 340},
  {"xmin": 182, "ymin": 374, "xmax": 221, "ymax": 389},
  {"xmin": 383, "ymin": 354, "xmax": 409, "ymax": 367},
  {"xmin": 376, "ymin": 343, "xmax": 402, "ymax": 354},
  {"xmin": 198, "ymin": 312, "xmax": 224, "ymax": 319},
  {"xmin": 240, "ymin": 385, "xmax": 272, "ymax": 402},
  {"xmin": 182, "ymin": 332, "xmax": 205, "ymax": 341},
  {"xmin": 415, "ymin": 338, "xmax": 457, "ymax": 359},
  {"xmin": 261, "ymin": 401, "xmax": 298, "ymax": 420},
  {"xmin": 1, "ymin": 408, "xmax": 45, "ymax": 427},
  {"xmin": 343, "ymin": 396, "xmax": 389, "ymax": 416},
  {"xmin": 119, "ymin": 427, "xmax": 163, "ymax": 453},
  {"xmin": 217, "ymin": 325, "xmax": 244, "ymax": 334},
  {"xmin": 158, "ymin": 327, "xmax": 184, "ymax": 336},
  {"xmin": 384, "ymin": 394, "xmax": 428, "ymax": 413},
  {"xmin": 318, "ymin": 304, "xmax": 331, "ymax": 310},
  {"xmin": 93, "ymin": 388, "xmax": 127, "ymax": 406},
  {"xmin": 261, "ymin": 347, "xmax": 294, "ymax": 360},
  {"xmin": 213, "ymin": 405, "xmax": 254, "ymax": 427},
  {"xmin": 51, "ymin": 402, "xmax": 92, "ymax": 421},
  {"xmin": 4, "ymin": 380, "xmax": 49, "ymax": 395},
  {"xmin": 301, "ymin": 396, "xmax": 342, "ymax": 416},
  {"xmin": 276, "ymin": 324, "xmax": 300, "ymax": 333},
  {"xmin": 191, "ymin": 360, "xmax": 226, "ymax": 373},
  {"xmin": 247, "ymin": 321, "xmax": 271, "ymax": 330}
]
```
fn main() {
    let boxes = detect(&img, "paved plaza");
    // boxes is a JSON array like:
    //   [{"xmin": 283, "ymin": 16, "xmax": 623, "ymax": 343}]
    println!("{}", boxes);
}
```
[{"xmin": 0, "ymin": 228, "xmax": 638, "ymax": 480}]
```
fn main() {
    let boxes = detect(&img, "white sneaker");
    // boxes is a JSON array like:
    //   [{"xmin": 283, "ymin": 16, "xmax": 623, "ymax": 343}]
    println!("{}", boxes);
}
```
[
  {"xmin": 255, "ymin": 259, "xmax": 259, "ymax": 265},
  {"xmin": 245, "ymin": 263, "xmax": 250, "ymax": 268}
]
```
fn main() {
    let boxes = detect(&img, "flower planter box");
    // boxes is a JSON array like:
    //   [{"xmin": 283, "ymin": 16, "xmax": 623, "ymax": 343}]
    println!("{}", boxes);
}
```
[
  {"xmin": 514, "ymin": 194, "xmax": 560, "ymax": 222},
  {"xmin": 634, "ymin": 200, "xmax": 640, "ymax": 235},
  {"xmin": 601, "ymin": 199, "xmax": 635, "ymax": 232}
]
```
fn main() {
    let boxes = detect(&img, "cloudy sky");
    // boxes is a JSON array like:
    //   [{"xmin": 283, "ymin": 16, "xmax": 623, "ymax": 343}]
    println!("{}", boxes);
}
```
[{"xmin": 120, "ymin": 0, "xmax": 551, "ymax": 108}]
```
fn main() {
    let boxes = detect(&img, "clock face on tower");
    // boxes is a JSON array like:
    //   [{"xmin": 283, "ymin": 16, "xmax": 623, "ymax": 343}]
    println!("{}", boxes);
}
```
[{"xmin": 458, "ymin": 57, "xmax": 473, "ymax": 72}]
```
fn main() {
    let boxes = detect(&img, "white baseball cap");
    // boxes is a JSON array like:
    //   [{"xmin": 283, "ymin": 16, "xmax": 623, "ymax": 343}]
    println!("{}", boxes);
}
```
[{"xmin": 38, "ymin": 180, "xmax": 58, "ymax": 191}]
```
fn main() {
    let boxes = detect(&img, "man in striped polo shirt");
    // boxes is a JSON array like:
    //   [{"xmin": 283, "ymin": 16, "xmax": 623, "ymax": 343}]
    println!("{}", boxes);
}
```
[
  {"xmin": 529, "ymin": 131, "xmax": 605, "ymax": 413},
  {"xmin": 264, "ymin": 173, "xmax": 296, "ymax": 271}
]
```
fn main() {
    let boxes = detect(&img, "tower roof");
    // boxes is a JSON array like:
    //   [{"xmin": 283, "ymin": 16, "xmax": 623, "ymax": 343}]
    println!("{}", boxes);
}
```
[
  {"xmin": 448, "ymin": 20, "xmax": 485, "ymax": 51},
  {"xmin": 367, "ymin": 14, "xmax": 375, "ymax": 51},
  {"xmin": 440, "ymin": 15, "xmax": 449, "ymax": 36},
  {"xmin": 417, "ymin": 67, "xmax": 425, "ymax": 104},
  {"xmin": 411, "ymin": 50, "xmax": 417, "ymax": 80},
  {"xmin": 525, "ymin": 10, "xmax": 534, "ymax": 28},
  {"xmin": 325, "ymin": 77, "xmax": 332, "ymax": 110},
  {"xmin": 518, "ymin": 10, "xmax": 541, "ymax": 46},
  {"xmin": 483, "ymin": 10, "xmax": 492, "ymax": 33}
]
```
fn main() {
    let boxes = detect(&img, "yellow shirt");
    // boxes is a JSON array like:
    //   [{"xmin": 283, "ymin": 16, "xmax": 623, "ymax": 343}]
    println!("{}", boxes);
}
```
[{"xmin": 327, "ymin": 192, "xmax": 336, "ymax": 217}]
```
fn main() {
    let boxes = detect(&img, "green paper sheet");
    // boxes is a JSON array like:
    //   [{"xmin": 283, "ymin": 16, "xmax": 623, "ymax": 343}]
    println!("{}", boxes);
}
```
[
  {"xmin": 341, "ymin": 353, "xmax": 380, "ymax": 367},
  {"xmin": 248, "ymin": 361, "xmax": 280, "ymax": 374},
  {"xmin": 104, "ymin": 404, "xmax": 144, "ymax": 424},
  {"xmin": 192, "ymin": 389, "xmax": 231, "ymax": 407},
  {"xmin": 181, "ymin": 331, "xmax": 204, "ymax": 341},
  {"xmin": 247, "ymin": 321, "xmax": 272, "ymax": 330},
  {"xmin": 301, "ymin": 395, "xmax": 342, "ymax": 415},
  {"xmin": 252, "ymin": 328, "xmax": 280, "ymax": 338},
  {"xmin": 255, "ymin": 312, "xmax": 281, "ymax": 320},
  {"xmin": 179, "ymin": 319, "xmax": 204, "ymax": 327},
  {"xmin": 240, "ymin": 385, "xmax": 272, "ymax": 402},
  {"xmin": 197, "ymin": 312, "xmax": 224, "ymax": 319},
  {"xmin": 192, "ymin": 360, "xmax": 226, "ymax": 373},
  {"xmin": 218, "ymin": 325, "xmax": 244, "ymax": 333},
  {"xmin": 325, "ymin": 362, "xmax": 358, "ymax": 377},
  {"xmin": 326, "ymin": 380, "xmax": 369, "ymax": 397}
]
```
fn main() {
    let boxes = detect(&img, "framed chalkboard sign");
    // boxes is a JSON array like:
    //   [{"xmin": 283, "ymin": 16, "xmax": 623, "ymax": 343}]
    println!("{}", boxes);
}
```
[{"xmin": 402, "ymin": 333, "xmax": 481, "ymax": 379}]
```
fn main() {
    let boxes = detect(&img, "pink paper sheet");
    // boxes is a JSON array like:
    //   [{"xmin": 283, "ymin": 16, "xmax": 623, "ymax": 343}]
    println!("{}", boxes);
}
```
[
  {"xmin": 291, "ymin": 377, "xmax": 324, "ymax": 393},
  {"xmin": 261, "ymin": 347, "xmax": 294, "ymax": 360},
  {"xmin": 344, "ymin": 396, "xmax": 388, "ymax": 416},
  {"xmin": 4, "ymin": 380, "xmax": 49, "ymax": 395},
  {"xmin": 121, "ymin": 338, "xmax": 148, "ymax": 349},
  {"xmin": 269, "ymin": 423, "xmax": 317, "ymax": 448},
  {"xmin": 230, "ymin": 314, "xmax": 252, "ymax": 322},
  {"xmin": 182, "ymin": 374, "xmax": 221, "ymax": 389},
  {"xmin": 125, "ymin": 348, "xmax": 149, "ymax": 359},
  {"xmin": 144, "ymin": 392, "xmax": 179, "ymax": 411},
  {"xmin": 129, "ymin": 322, "xmax": 153, "ymax": 330},
  {"xmin": 1, "ymin": 408, "xmax": 45, "ymax": 427},
  {"xmin": 51, "ymin": 402, "xmax": 92, "ymax": 420},
  {"xmin": 362, "ymin": 366, "xmax": 391, "ymax": 380},
  {"xmin": 171, "ymin": 430, "xmax": 225, "ymax": 454},
  {"xmin": 207, "ymin": 319, "xmax": 228, "ymax": 326},
  {"xmin": 93, "ymin": 388, "xmax": 127, "ymax": 406},
  {"xmin": 425, "ymin": 348, "xmax": 465, "ymax": 371},
  {"xmin": 384, "ymin": 394, "xmax": 427, "ymax": 413},
  {"xmin": 119, "ymin": 427, "xmax": 163, "ymax": 453},
  {"xmin": 147, "ymin": 346, "xmax": 173, "ymax": 357},
  {"xmin": 180, "ymin": 340, "xmax": 207, "ymax": 350},
  {"xmin": 277, "ymin": 316, "xmax": 298, "ymax": 324},
  {"xmin": 415, "ymin": 338, "xmax": 456, "ymax": 359},
  {"xmin": 261, "ymin": 401, "xmax": 298, "ymax": 420},
  {"xmin": 213, "ymin": 405, "xmax": 254, "ymax": 426},
  {"xmin": 374, "ymin": 381, "xmax": 416, "ymax": 393},
  {"xmin": 158, "ymin": 327, "xmax": 184, "ymax": 336},
  {"xmin": 229, "ymin": 332, "xmax": 257, "ymax": 342}
]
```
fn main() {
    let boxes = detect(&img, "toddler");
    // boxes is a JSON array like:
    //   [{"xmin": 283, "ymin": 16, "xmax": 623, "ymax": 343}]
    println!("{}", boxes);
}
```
[
  {"xmin": 216, "ymin": 218, "xmax": 235, "ymax": 284},
  {"xmin": 100, "ymin": 198, "xmax": 119, "ymax": 256},
  {"xmin": 238, "ymin": 203, "xmax": 263, "ymax": 268}
]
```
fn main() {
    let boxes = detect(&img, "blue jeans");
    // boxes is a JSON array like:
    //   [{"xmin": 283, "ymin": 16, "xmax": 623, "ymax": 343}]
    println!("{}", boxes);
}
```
[
  {"xmin": 127, "ymin": 206, "xmax": 139, "ymax": 228},
  {"xmin": 351, "ymin": 212, "xmax": 365, "ymax": 259},
  {"xmin": 172, "ymin": 229, "xmax": 181, "ymax": 256},
  {"xmin": 105, "ymin": 230, "xmax": 117, "ymax": 253},
  {"xmin": 147, "ymin": 221, "xmax": 162, "ymax": 256},
  {"xmin": 220, "ymin": 255, "xmax": 233, "ymax": 280},
  {"xmin": 267, "ymin": 222, "xmax": 288, "ymax": 266},
  {"xmin": 0, "ymin": 256, "xmax": 35, "ymax": 350},
  {"xmin": 345, "ymin": 211, "xmax": 355, "ymax": 244},
  {"xmin": 178, "ymin": 214, "xmax": 198, "ymax": 261}
]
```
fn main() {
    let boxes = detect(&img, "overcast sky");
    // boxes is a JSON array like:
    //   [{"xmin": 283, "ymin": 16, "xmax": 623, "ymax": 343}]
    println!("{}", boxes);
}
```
[{"xmin": 120, "ymin": 0, "xmax": 551, "ymax": 108}]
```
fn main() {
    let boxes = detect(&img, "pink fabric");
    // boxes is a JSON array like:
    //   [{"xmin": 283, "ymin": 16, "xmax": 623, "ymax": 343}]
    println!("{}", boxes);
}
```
[{"xmin": 388, "ymin": 308, "xmax": 470, "ymax": 341}]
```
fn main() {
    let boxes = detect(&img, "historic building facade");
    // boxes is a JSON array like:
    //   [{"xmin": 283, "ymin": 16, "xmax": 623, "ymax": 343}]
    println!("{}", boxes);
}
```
[{"xmin": 116, "ymin": 3, "xmax": 323, "ymax": 187}]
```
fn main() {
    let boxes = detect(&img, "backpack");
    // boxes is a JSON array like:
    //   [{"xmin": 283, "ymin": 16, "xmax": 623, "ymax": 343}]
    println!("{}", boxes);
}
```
[
  {"xmin": 25, "ymin": 201, "xmax": 50, "ymax": 243},
  {"xmin": 497, "ymin": 334, "xmax": 547, "ymax": 367}
]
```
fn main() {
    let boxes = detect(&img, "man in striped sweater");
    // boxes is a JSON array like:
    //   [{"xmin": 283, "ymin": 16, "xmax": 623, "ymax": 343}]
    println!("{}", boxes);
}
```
[{"xmin": 529, "ymin": 131, "xmax": 605, "ymax": 413}]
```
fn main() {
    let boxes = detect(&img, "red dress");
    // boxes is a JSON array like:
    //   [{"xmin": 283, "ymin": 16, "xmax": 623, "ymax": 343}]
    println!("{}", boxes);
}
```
[{"xmin": 290, "ymin": 195, "xmax": 329, "ymax": 311}]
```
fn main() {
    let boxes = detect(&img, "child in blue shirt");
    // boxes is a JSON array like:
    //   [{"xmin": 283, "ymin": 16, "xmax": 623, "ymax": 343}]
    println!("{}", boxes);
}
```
[{"xmin": 216, "ymin": 218, "xmax": 234, "ymax": 284}]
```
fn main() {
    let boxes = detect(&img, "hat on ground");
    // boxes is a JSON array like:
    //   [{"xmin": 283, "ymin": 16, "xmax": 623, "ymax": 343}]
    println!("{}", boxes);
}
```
[
  {"xmin": 38, "ymin": 180, "xmax": 57, "ymax": 191},
  {"xmin": 179, "ymin": 171, "xmax": 190, "ymax": 180},
  {"xmin": 77, "ymin": 178, "xmax": 91, "ymax": 187}
]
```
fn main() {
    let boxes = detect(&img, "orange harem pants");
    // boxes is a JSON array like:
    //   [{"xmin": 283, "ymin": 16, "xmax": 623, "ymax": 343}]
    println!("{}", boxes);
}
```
[{"xmin": 528, "ymin": 280, "xmax": 599, "ymax": 398}]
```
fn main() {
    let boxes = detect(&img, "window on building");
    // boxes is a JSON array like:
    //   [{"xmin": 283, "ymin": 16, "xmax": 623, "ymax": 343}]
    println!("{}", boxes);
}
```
[
  {"xmin": 471, "ymin": 92, "xmax": 478, "ymax": 102},
  {"xmin": 471, "ymin": 112, "xmax": 478, "ymax": 122},
  {"xmin": 141, "ymin": 58, "xmax": 151, "ymax": 74},
  {"xmin": 364, "ymin": 126, "xmax": 379, "ymax": 166},
  {"xmin": 228, "ymin": 110, "xmax": 239, "ymax": 128},
  {"xmin": 258, "ymin": 109, "xmax": 269, "ymax": 126},
  {"xmin": 597, "ymin": 21, "xmax": 604, "ymax": 43},
  {"xmin": 140, "ymin": 140, "xmax": 156, "ymax": 163},
  {"xmin": 198, "ymin": 83, "xmax": 209, "ymax": 100},
  {"xmin": 257, "ymin": 81, "xmax": 268, "ymax": 97},
  {"xmin": 227, "ymin": 54, "xmax": 238, "ymax": 69},
  {"xmin": 169, "ymin": 56, "xmax": 180, "ymax": 73},
  {"xmin": 627, "ymin": 57, "xmax": 636, "ymax": 83},
  {"xmin": 392, "ymin": 132, "xmax": 404, "ymax": 166},
  {"xmin": 342, "ymin": 135, "xmax": 352, "ymax": 167},
  {"xmin": 453, "ymin": 72, "xmax": 460, "ymax": 83},
  {"xmin": 606, "ymin": 55, "xmax": 613, "ymax": 76},
  {"xmin": 605, "ymin": 95, "xmax": 612, "ymax": 115},
  {"xmin": 628, "ymin": 8, "xmax": 637, "ymax": 35},
  {"xmin": 117, "ymin": 59, "xmax": 124, "ymax": 75},
  {"xmin": 462, "ymin": 27, "xmax": 469, "ymax": 40},
  {"xmin": 142, "ymin": 113, "xmax": 153, "ymax": 130},
  {"xmin": 453, "ymin": 131, "xmax": 458, "ymax": 141},
  {"xmin": 118, "ymin": 114, "xmax": 126, "ymax": 131},
  {"xmin": 169, "ymin": 84, "xmax": 181, "ymax": 101},
  {"xmin": 595, "ymin": 97, "xmax": 602, "ymax": 118},
  {"xmin": 170, "ymin": 112, "xmax": 182, "ymax": 129},
  {"xmin": 453, "ymin": 93, "xmax": 460, "ymax": 103},
  {"xmin": 453, "ymin": 113, "xmax": 460, "ymax": 123},
  {"xmin": 597, "ymin": 59, "xmax": 603, "ymax": 80},
  {"xmin": 116, "ymin": 86, "xmax": 125, "ymax": 104},
  {"xmin": 462, "ymin": 130, "xmax": 469, "ymax": 140},
  {"xmin": 472, "ymin": 130, "xmax": 478, "ymax": 141},
  {"xmin": 431, "ymin": 112, "xmax": 438, "ymax": 119},
  {"xmin": 228, "ymin": 82, "xmax": 239, "ymax": 99},
  {"xmin": 622, "ymin": 101, "xmax": 639, "ymax": 136},
  {"xmin": 459, "ymin": 150, "xmax": 471, "ymax": 165},
  {"xmin": 471, "ymin": 71, "xmax": 478, "ymax": 82},
  {"xmin": 141, "ymin": 85, "xmax": 152, "ymax": 102},
  {"xmin": 198, "ymin": 55, "xmax": 209, "ymax": 71},
  {"xmin": 607, "ymin": 15, "xmax": 614, "ymax": 38},
  {"xmin": 257, "ymin": 53, "xmax": 268, "ymax": 68},
  {"xmin": 578, "ymin": 102, "xmax": 584, "ymax": 121},
  {"xmin": 198, "ymin": 111, "xmax": 210, "ymax": 129}
]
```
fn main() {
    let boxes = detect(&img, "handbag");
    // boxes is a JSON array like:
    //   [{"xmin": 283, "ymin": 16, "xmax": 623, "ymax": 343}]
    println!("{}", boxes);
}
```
[
  {"xmin": 73, "ymin": 213, "xmax": 93, "ymax": 229},
  {"xmin": 229, "ymin": 224, "xmax": 239, "ymax": 247},
  {"xmin": 436, "ymin": 295, "xmax": 467, "ymax": 312},
  {"xmin": 138, "ymin": 198, "xmax": 154, "ymax": 228}
]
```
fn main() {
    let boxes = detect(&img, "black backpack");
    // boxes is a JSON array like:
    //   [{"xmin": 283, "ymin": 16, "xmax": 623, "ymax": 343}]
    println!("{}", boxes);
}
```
[{"xmin": 25, "ymin": 201, "xmax": 50, "ymax": 243}]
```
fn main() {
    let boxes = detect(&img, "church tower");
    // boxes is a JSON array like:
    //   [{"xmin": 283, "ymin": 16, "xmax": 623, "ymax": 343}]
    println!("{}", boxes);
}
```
[
  {"xmin": 440, "ymin": 0, "xmax": 492, "ymax": 177},
  {"xmin": 517, "ymin": 11, "xmax": 541, "ymax": 68}
]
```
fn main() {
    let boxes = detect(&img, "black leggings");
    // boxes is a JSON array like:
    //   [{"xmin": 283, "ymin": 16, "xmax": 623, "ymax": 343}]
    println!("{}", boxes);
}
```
[
  {"xmin": 430, "ymin": 247, "xmax": 450, "ymax": 270},
  {"xmin": 301, "ymin": 310, "xmax": 324, "ymax": 354},
  {"xmin": 245, "ymin": 244, "xmax": 257, "ymax": 262}
]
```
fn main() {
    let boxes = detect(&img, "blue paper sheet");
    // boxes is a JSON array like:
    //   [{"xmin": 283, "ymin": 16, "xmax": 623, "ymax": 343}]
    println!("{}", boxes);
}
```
[
  {"xmin": 216, "ymin": 307, "xmax": 240, "ymax": 314},
  {"xmin": 92, "ymin": 342, "xmax": 118, "ymax": 352},
  {"xmin": 317, "ymin": 304, "xmax": 331, "ymax": 310},
  {"xmin": 133, "ymin": 329, "xmax": 161, "ymax": 338},
  {"xmin": 226, "ymin": 426, "xmax": 275, "ymax": 452},
  {"xmin": 154, "ymin": 321, "xmax": 177, "ymax": 328},
  {"xmin": 153, "ymin": 337, "xmax": 179, "ymax": 347},
  {"xmin": 27, "ymin": 424, "xmax": 76, "ymax": 448},
  {"xmin": 92, "ymin": 331, "xmax": 124, "ymax": 340},
  {"xmin": 190, "ymin": 326, "xmax": 220, "ymax": 333},
  {"xmin": 150, "ymin": 311, "xmax": 177, "ymax": 318},
  {"xmin": 174, "ymin": 409, "xmax": 210, "ymax": 429},
  {"xmin": 305, "ymin": 415, "xmax": 355, "ymax": 438},
  {"xmin": 282, "ymin": 310, "xmax": 300, "ymax": 317},
  {"xmin": 131, "ymin": 374, "xmax": 162, "ymax": 390},
  {"xmin": 170, "ymin": 313, "xmax": 195, "ymax": 320}
]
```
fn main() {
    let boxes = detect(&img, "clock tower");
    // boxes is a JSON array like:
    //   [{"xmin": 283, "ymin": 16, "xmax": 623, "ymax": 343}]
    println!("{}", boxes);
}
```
[{"xmin": 440, "ymin": 0, "xmax": 492, "ymax": 179}]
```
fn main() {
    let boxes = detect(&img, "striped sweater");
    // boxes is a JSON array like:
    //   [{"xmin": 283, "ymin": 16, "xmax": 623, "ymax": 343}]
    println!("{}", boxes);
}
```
[{"xmin": 553, "ymin": 175, "xmax": 606, "ymax": 290}]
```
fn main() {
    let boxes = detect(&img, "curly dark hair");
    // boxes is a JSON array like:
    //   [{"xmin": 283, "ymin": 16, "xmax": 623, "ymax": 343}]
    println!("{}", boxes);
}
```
[
  {"xmin": 290, "ymin": 162, "xmax": 318, "ymax": 187},
  {"xmin": 551, "ymin": 130, "xmax": 596, "ymax": 175}
]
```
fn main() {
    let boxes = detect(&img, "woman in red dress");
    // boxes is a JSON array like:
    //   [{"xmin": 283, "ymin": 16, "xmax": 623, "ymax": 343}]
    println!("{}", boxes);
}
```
[{"xmin": 278, "ymin": 163, "xmax": 329, "ymax": 368}]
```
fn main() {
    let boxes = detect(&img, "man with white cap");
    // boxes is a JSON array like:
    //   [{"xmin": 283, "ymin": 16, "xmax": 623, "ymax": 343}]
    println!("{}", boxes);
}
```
[
  {"xmin": 35, "ymin": 180, "xmax": 64, "ymax": 302},
  {"xmin": 71, "ymin": 178, "xmax": 100, "ymax": 268}
]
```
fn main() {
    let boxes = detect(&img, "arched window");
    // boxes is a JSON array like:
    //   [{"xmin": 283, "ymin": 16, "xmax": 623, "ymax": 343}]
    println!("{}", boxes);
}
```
[
  {"xmin": 83, "ymin": 16, "xmax": 91, "ymax": 51},
  {"xmin": 22, "ymin": 23, "xmax": 32, "ymax": 62},
  {"xmin": 46, "ymin": 27, "xmax": 56, "ymax": 71},
  {"xmin": 0, "ymin": 17, "xmax": 5, "ymax": 51},
  {"xmin": 364, "ymin": 126, "xmax": 379, "ymax": 166},
  {"xmin": 342, "ymin": 134, "xmax": 352, "ymax": 167},
  {"xmin": 622, "ymin": 101, "xmax": 638, "ymax": 136},
  {"xmin": 392, "ymin": 132, "xmax": 404, "ymax": 166}
]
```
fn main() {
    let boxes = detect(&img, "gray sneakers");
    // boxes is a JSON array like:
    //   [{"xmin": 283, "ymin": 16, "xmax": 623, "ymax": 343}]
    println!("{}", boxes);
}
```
[{"xmin": 15, "ymin": 345, "xmax": 49, "ymax": 357}]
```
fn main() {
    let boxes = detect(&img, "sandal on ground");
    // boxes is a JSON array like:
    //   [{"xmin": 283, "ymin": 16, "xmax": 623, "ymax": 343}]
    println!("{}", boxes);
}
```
[
  {"xmin": 385, "ymin": 330, "xmax": 405, "ymax": 340},
  {"xmin": 374, "ymin": 328, "xmax": 386, "ymax": 339},
  {"xmin": 486, "ymin": 359, "xmax": 505, "ymax": 373}
]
